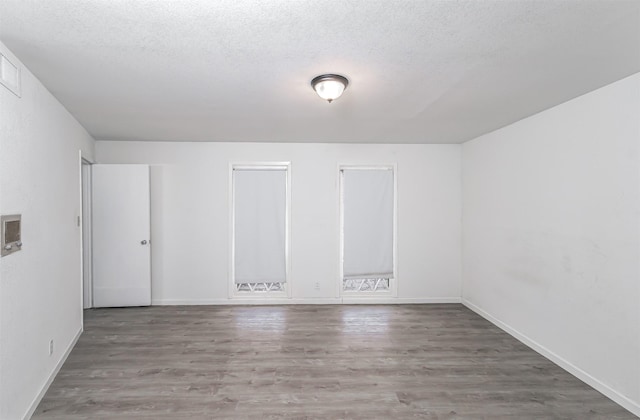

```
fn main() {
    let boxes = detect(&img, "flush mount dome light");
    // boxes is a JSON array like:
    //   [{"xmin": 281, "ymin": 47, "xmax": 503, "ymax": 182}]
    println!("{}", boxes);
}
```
[{"xmin": 311, "ymin": 74, "xmax": 349, "ymax": 103}]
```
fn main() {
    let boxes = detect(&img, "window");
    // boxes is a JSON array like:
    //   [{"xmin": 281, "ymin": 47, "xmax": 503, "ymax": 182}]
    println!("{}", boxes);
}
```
[
  {"xmin": 231, "ymin": 164, "xmax": 290, "ymax": 297},
  {"xmin": 340, "ymin": 166, "xmax": 396, "ymax": 295}
]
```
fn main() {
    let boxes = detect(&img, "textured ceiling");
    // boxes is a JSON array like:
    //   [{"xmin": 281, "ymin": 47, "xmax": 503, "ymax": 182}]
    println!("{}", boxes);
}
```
[{"xmin": 0, "ymin": 0, "xmax": 639, "ymax": 144}]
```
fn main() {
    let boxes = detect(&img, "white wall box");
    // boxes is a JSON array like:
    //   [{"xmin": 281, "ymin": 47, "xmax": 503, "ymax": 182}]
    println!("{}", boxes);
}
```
[{"xmin": 1, "ymin": 214, "xmax": 22, "ymax": 257}]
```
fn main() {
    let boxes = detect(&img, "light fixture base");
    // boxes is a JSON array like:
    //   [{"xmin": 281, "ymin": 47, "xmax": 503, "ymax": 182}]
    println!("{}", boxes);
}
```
[{"xmin": 311, "ymin": 74, "xmax": 349, "ymax": 103}]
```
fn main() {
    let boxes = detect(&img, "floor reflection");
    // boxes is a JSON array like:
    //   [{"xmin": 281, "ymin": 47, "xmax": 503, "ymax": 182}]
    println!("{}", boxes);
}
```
[
  {"xmin": 340, "ymin": 306, "xmax": 391, "ymax": 336},
  {"xmin": 232, "ymin": 306, "xmax": 288, "ymax": 336}
]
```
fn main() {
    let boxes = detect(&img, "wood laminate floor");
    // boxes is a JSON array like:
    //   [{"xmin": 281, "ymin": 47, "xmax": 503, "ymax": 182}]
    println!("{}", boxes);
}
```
[{"xmin": 33, "ymin": 304, "xmax": 635, "ymax": 419}]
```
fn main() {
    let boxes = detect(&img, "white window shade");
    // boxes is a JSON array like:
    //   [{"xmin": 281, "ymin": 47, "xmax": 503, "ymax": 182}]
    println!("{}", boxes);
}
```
[
  {"xmin": 342, "ymin": 169, "xmax": 394, "ymax": 279},
  {"xmin": 234, "ymin": 169, "xmax": 287, "ymax": 284}
]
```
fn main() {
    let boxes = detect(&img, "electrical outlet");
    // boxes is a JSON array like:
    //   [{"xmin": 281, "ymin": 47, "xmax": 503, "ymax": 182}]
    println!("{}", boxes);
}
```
[
  {"xmin": 49, "ymin": 339, "xmax": 54, "ymax": 356},
  {"xmin": 314, "ymin": 282, "xmax": 320, "ymax": 290}
]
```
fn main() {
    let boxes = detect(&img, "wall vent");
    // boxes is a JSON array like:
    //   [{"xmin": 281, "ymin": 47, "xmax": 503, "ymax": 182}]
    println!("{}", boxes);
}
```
[{"xmin": 0, "ymin": 53, "xmax": 21, "ymax": 97}]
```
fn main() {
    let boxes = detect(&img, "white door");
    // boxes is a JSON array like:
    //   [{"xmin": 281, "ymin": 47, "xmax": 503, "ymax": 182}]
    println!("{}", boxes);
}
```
[{"xmin": 92, "ymin": 164, "xmax": 151, "ymax": 307}]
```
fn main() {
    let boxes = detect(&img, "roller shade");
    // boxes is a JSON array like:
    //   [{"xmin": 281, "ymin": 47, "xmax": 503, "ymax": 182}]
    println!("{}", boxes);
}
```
[
  {"xmin": 234, "ymin": 168, "xmax": 286, "ymax": 283},
  {"xmin": 342, "ymin": 168, "xmax": 394, "ymax": 279}
]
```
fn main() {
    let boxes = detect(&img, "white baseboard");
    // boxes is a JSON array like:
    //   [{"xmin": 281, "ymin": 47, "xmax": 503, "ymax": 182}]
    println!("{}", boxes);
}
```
[
  {"xmin": 151, "ymin": 297, "xmax": 461, "ymax": 306},
  {"xmin": 462, "ymin": 298, "xmax": 640, "ymax": 418},
  {"xmin": 23, "ymin": 327, "xmax": 83, "ymax": 420},
  {"xmin": 152, "ymin": 298, "xmax": 341, "ymax": 305},
  {"xmin": 341, "ymin": 297, "xmax": 461, "ymax": 304}
]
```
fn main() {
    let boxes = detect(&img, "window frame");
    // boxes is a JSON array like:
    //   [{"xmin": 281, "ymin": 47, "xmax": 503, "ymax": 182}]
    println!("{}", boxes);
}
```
[
  {"xmin": 229, "ymin": 162, "xmax": 292, "ymax": 299},
  {"xmin": 338, "ymin": 164, "xmax": 398, "ymax": 298}
]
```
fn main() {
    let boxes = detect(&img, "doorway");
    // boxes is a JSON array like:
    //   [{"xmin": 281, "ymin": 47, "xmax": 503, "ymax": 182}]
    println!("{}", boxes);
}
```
[
  {"xmin": 80, "ymin": 161, "xmax": 152, "ymax": 309},
  {"xmin": 81, "ymin": 157, "xmax": 93, "ymax": 309}
]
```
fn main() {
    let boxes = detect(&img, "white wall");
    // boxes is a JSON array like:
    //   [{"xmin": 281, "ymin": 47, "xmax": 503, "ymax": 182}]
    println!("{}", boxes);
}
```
[
  {"xmin": 0, "ymin": 42, "xmax": 95, "ymax": 419},
  {"xmin": 96, "ymin": 142, "xmax": 462, "ymax": 304},
  {"xmin": 462, "ymin": 73, "xmax": 640, "ymax": 415}
]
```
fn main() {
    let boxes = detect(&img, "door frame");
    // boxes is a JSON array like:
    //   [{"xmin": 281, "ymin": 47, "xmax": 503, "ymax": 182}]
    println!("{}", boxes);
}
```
[{"xmin": 79, "ymin": 152, "xmax": 94, "ymax": 314}]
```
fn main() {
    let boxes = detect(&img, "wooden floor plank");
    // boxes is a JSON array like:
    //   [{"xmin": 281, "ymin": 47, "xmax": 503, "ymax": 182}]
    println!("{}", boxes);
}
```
[{"xmin": 33, "ymin": 304, "xmax": 635, "ymax": 419}]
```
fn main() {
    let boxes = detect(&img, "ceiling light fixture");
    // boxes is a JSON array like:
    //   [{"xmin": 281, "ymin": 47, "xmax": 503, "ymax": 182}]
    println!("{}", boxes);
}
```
[{"xmin": 311, "ymin": 74, "xmax": 349, "ymax": 103}]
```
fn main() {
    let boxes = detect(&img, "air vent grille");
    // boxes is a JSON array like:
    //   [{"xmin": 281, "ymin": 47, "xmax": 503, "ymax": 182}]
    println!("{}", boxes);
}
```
[{"xmin": 0, "ymin": 53, "xmax": 21, "ymax": 97}]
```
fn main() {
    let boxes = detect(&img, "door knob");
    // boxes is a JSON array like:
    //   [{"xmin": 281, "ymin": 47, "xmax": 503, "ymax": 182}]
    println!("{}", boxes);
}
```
[{"xmin": 140, "ymin": 240, "xmax": 148, "ymax": 245}]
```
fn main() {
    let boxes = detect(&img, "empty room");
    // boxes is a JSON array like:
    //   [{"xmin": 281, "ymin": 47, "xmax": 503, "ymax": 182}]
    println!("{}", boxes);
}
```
[{"xmin": 1, "ymin": 0, "xmax": 639, "ymax": 418}]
